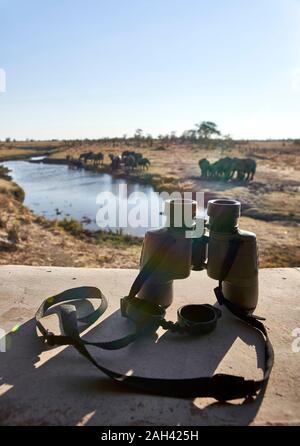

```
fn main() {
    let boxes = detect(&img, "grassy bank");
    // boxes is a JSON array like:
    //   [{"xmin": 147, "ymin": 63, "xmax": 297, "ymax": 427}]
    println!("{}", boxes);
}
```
[
  {"xmin": 0, "ymin": 162, "xmax": 142, "ymax": 268},
  {"xmin": 0, "ymin": 166, "xmax": 25, "ymax": 201},
  {"xmin": 0, "ymin": 193, "xmax": 142, "ymax": 268},
  {"xmin": 0, "ymin": 141, "xmax": 62, "ymax": 162},
  {"xmin": 37, "ymin": 215, "xmax": 141, "ymax": 247},
  {"xmin": 82, "ymin": 162, "xmax": 181, "ymax": 193},
  {"xmin": 0, "ymin": 184, "xmax": 299, "ymax": 269},
  {"xmin": 0, "ymin": 179, "xmax": 25, "ymax": 202}
]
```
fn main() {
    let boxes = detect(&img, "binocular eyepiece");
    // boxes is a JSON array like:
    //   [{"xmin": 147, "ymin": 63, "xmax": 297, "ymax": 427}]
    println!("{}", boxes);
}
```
[
  {"xmin": 138, "ymin": 198, "xmax": 259, "ymax": 313},
  {"xmin": 208, "ymin": 198, "xmax": 241, "ymax": 231}
]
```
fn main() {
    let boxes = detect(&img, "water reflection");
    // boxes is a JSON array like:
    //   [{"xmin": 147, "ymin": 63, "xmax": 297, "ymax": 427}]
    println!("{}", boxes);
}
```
[{"xmin": 3, "ymin": 160, "xmax": 167, "ymax": 236}]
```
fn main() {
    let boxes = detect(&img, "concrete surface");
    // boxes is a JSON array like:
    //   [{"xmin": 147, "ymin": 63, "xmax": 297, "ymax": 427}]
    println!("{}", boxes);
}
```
[{"xmin": 0, "ymin": 265, "xmax": 299, "ymax": 426}]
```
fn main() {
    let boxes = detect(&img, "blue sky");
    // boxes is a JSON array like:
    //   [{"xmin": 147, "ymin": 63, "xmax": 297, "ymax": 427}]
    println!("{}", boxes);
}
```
[{"xmin": 0, "ymin": 0, "xmax": 300, "ymax": 140}]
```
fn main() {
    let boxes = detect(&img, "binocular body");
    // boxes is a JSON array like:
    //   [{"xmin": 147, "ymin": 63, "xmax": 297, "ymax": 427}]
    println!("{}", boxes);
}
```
[
  {"xmin": 138, "ymin": 226, "xmax": 192, "ymax": 307},
  {"xmin": 138, "ymin": 199, "xmax": 259, "ymax": 313},
  {"xmin": 206, "ymin": 227, "xmax": 258, "ymax": 312}
]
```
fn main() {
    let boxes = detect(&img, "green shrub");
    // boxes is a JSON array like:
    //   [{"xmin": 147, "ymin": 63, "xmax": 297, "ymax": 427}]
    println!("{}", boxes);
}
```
[
  {"xmin": 0, "ymin": 166, "xmax": 11, "ymax": 180},
  {"xmin": 58, "ymin": 218, "xmax": 84, "ymax": 235}
]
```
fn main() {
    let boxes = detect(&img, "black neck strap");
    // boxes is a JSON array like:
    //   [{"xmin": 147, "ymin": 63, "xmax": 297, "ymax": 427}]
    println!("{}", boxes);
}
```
[{"xmin": 35, "ymin": 237, "xmax": 274, "ymax": 402}]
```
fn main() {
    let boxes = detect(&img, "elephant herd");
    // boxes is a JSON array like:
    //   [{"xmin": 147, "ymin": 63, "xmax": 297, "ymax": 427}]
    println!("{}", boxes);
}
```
[
  {"xmin": 68, "ymin": 150, "xmax": 255, "ymax": 182},
  {"xmin": 67, "ymin": 150, "xmax": 151, "ymax": 172},
  {"xmin": 79, "ymin": 151, "xmax": 104, "ymax": 165},
  {"xmin": 109, "ymin": 150, "xmax": 150, "ymax": 171},
  {"xmin": 199, "ymin": 157, "xmax": 256, "ymax": 181}
]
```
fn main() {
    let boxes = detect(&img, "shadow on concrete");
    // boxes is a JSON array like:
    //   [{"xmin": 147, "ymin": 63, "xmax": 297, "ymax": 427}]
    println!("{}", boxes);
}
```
[{"xmin": 0, "ymin": 301, "xmax": 267, "ymax": 426}]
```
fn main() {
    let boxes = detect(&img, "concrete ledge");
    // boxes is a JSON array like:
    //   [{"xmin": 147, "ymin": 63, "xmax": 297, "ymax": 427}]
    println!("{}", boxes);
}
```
[{"xmin": 0, "ymin": 265, "xmax": 299, "ymax": 426}]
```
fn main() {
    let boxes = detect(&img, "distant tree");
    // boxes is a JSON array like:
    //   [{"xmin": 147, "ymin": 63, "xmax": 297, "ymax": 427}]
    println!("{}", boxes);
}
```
[
  {"xmin": 146, "ymin": 133, "xmax": 153, "ymax": 146},
  {"xmin": 182, "ymin": 129, "xmax": 197, "ymax": 141},
  {"xmin": 5, "ymin": 137, "xmax": 11, "ymax": 143},
  {"xmin": 219, "ymin": 134, "xmax": 233, "ymax": 154},
  {"xmin": 217, "ymin": 135, "xmax": 234, "ymax": 155},
  {"xmin": 134, "ymin": 128, "xmax": 143, "ymax": 139},
  {"xmin": 195, "ymin": 121, "xmax": 221, "ymax": 140}
]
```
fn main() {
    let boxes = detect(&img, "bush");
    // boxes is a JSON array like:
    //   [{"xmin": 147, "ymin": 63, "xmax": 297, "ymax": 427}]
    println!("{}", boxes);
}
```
[
  {"xmin": 0, "ymin": 166, "xmax": 11, "ymax": 180},
  {"xmin": 58, "ymin": 218, "xmax": 84, "ymax": 235},
  {"xmin": 12, "ymin": 183, "xmax": 25, "ymax": 202}
]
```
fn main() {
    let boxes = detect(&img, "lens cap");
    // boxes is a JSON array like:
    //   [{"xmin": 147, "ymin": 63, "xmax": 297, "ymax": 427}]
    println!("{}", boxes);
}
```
[
  {"xmin": 121, "ymin": 295, "xmax": 166, "ymax": 327},
  {"xmin": 177, "ymin": 304, "xmax": 222, "ymax": 335}
]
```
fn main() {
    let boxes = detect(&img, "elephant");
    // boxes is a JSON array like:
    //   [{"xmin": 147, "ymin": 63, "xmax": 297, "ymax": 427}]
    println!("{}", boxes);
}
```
[
  {"xmin": 211, "ymin": 157, "xmax": 240, "ymax": 180},
  {"xmin": 138, "ymin": 157, "xmax": 150, "ymax": 170},
  {"xmin": 231, "ymin": 158, "xmax": 256, "ymax": 181},
  {"xmin": 93, "ymin": 152, "xmax": 104, "ymax": 165},
  {"xmin": 199, "ymin": 157, "xmax": 256, "ymax": 181},
  {"xmin": 208, "ymin": 159, "xmax": 224, "ymax": 178},
  {"xmin": 198, "ymin": 159, "xmax": 210, "ymax": 178},
  {"xmin": 79, "ymin": 151, "xmax": 93, "ymax": 163},
  {"xmin": 242, "ymin": 158, "xmax": 256, "ymax": 181},
  {"xmin": 218, "ymin": 157, "xmax": 235, "ymax": 180},
  {"xmin": 79, "ymin": 151, "xmax": 102, "ymax": 165},
  {"xmin": 122, "ymin": 150, "xmax": 133, "ymax": 159},
  {"xmin": 122, "ymin": 150, "xmax": 143, "ymax": 164},
  {"xmin": 67, "ymin": 156, "xmax": 83, "ymax": 169},
  {"xmin": 123, "ymin": 154, "xmax": 137, "ymax": 171},
  {"xmin": 109, "ymin": 153, "xmax": 121, "ymax": 170},
  {"xmin": 134, "ymin": 152, "xmax": 143, "ymax": 163}
]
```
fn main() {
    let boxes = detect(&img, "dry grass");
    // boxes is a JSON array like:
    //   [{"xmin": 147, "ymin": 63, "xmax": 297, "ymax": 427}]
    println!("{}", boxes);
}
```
[
  {"xmin": 0, "ymin": 178, "xmax": 24, "ymax": 201},
  {"xmin": 0, "ymin": 192, "xmax": 141, "ymax": 268},
  {"xmin": 239, "ymin": 216, "xmax": 300, "ymax": 268},
  {"xmin": 0, "ymin": 141, "xmax": 61, "ymax": 161}
]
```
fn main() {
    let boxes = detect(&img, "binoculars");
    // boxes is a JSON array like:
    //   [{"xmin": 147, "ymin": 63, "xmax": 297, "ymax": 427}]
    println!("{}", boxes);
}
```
[{"xmin": 138, "ymin": 198, "xmax": 259, "ymax": 314}]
